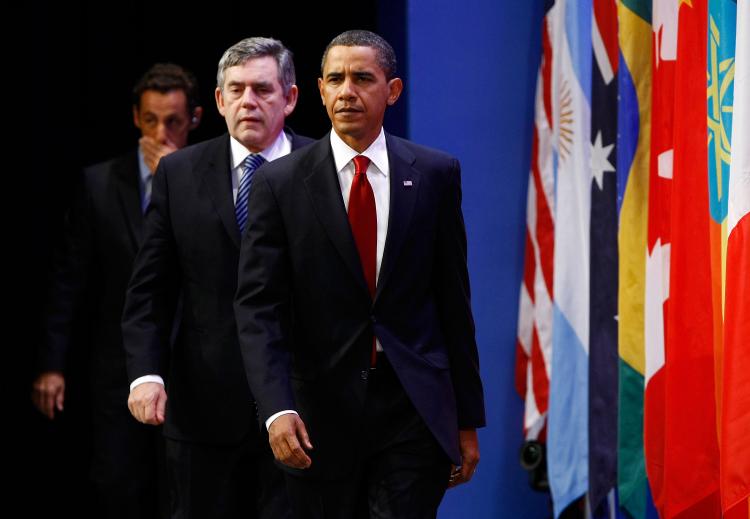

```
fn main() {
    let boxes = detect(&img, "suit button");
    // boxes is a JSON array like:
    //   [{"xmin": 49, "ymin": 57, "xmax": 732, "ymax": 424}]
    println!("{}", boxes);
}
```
[{"xmin": 360, "ymin": 370, "xmax": 368, "ymax": 381}]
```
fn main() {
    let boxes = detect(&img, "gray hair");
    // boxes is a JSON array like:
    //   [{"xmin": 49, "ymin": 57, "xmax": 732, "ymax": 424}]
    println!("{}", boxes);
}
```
[
  {"xmin": 321, "ymin": 30, "xmax": 397, "ymax": 81},
  {"xmin": 217, "ymin": 37, "xmax": 295, "ymax": 94}
]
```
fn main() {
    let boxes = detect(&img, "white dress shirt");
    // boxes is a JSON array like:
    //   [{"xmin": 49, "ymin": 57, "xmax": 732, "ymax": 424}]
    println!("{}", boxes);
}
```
[
  {"xmin": 265, "ymin": 128, "xmax": 391, "ymax": 430},
  {"xmin": 230, "ymin": 131, "xmax": 292, "ymax": 202}
]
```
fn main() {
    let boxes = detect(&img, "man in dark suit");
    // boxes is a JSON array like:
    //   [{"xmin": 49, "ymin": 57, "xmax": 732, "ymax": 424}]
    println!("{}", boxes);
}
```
[
  {"xmin": 123, "ymin": 37, "xmax": 311, "ymax": 519},
  {"xmin": 31, "ymin": 63, "xmax": 203, "ymax": 518},
  {"xmin": 234, "ymin": 30, "xmax": 485, "ymax": 518}
]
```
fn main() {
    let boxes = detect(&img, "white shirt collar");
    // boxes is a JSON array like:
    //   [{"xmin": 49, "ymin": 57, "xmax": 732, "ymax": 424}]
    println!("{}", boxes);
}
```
[
  {"xmin": 229, "ymin": 130, "xmax": 291, "ymax": 170},
  {"xmin": 329, "ymin": 128, "xmax": 389, "ymax": 177}
]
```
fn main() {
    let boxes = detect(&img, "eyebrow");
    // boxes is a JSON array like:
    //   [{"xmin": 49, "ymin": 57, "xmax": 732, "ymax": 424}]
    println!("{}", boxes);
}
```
[
  {"xmin": 141, "ymin": 111, "xmax": 185, "ymax": 119},
  {"xmin": 325, "ymin": 70, "xmax": 376, "ymax": 80},
  {"xmin": 251, "ymin": 80, "xmax": 273, "ymax": 89},
  {"xmin": 226, "ymin": 80, "xmax": 274, "ymax": 89}
]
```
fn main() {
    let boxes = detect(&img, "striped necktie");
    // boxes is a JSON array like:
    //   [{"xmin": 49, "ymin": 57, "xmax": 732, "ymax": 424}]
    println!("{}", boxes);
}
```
[{"xmin": 236, "ymin": 153, "xmax": 266, "ymax": 234}]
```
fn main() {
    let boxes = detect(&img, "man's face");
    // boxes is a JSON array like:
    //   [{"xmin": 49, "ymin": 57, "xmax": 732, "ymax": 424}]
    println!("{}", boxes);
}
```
[
  {"xmin": 318, "ymin": 45, "xmax": 402, "ymax": 152},
  {"xmin": 133, "ymin": 89, "xmax": 193, "ymax": 148},
  {"xmin": 215, "ymin": 57, "xmax": 298, "ymax": 152}
]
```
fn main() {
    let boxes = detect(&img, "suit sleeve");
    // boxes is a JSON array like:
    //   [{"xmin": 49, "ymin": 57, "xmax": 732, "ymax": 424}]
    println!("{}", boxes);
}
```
[
  {"xmin": 38, "ymin": 173, "xmax": 93, "ymax": 373},
  {"xmin": 234, "ymin": 169, "xmax": 296, "ymax": 423},
  {"xmin": 121, "ymin": 160, "xmax": 178, "ymax": 382},
  {"xmin": 434, "ymin": 158, "xmax": 486, "ymax": 429}
]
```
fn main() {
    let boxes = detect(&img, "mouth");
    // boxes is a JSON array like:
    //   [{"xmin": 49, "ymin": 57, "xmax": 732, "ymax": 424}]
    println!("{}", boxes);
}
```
[{"xmin": 336, "ymin": 106, "xmax": 363, "ymax": 114}]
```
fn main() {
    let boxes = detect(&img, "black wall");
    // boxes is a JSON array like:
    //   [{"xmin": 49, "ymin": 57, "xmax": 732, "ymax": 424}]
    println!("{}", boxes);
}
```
[{"xmin": 16, "ymin": 2, "xmax": 412, "ymax": 515}]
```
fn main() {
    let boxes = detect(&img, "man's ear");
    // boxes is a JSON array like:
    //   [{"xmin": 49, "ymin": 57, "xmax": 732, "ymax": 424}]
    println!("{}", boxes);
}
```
[
  {"xmin": 283, "ymin": 85, "xmax": 299, "ymax": 117},
  {"xmin": 215, "ymin": 87, "xmax": 227, "ymax": 117},
  {"xmin": 189, "ymin": 106, "xmax": 204, "ymax": 129},
  {"xmin": 386, "ymin": 78, "xmax": 403, "ymax": 106}
]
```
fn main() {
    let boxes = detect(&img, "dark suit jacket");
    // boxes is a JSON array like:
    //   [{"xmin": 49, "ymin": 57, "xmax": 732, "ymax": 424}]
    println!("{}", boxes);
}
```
[
  {"xmin": 235, "ymin": 133, "xmax": 486, "ymax": 478},
  {"xmin": 41, "ymin": 150, "xmax": 146, "ymax": 395},
  {"xmin": 122, "ymin": 130, "xmax": 313, "ymax": 445}
]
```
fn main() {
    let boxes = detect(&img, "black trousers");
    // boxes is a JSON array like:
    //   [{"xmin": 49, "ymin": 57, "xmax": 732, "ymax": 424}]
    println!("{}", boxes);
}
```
[
  {"xmin": 284, "ymin": 355, "xmax": 452, "ymax": 519},
  {"xmin": 90, "ymin": 390, "xmax": 167, "ymax": 519},
  {"xmin": 165, "ymin": 432, "xmax": 290, "ymax": 519}
]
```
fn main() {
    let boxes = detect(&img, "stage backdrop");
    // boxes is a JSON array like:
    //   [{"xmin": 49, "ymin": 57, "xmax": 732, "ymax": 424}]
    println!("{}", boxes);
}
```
[{"xmin": 406, "ymin": 0, "xmax": 550, "ymax": 517}]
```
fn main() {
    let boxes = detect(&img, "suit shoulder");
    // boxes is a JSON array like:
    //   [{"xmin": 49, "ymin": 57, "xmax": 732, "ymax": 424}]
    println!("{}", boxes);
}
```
[
  {"xmin": 391, "ymin": 135, "xmax": 458, "ymax": 166},
  {"xmin": 389, "ymin": 136, "xmax": 460, "ymax": 190},
  {"xmin": 258, "ymin": 138, "xmax": 323, "ymax": 186},
  {"xmin": 160, "ymin": 134, "xmax": 227, "ymax": 169},
  {"xmin": 296, "ymin": 135, "xmax": 316, "ymax": 147},
  {"xmin": 84, "ymin": 150, "xmax": 136, "ymax": 176},
  {"xmin": 82, "ymin": 150, "xmax": 138, "ymax": 187},
  {"xmin": 286, "ymin": 128, "xmax": 316, "ymax": 149}
]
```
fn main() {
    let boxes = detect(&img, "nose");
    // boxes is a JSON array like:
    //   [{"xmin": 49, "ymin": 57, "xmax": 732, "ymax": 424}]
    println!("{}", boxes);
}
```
[
  {"xmin": 337, "ymin": 76, "xmax": 356, "ymax": 101},
  {"xmin": 154, "ymin": 121, "xmax": 168, "ymax": 144},
  {"xmin": 241, "ymin": 86, "xmax": 258, "ymax": 108}
]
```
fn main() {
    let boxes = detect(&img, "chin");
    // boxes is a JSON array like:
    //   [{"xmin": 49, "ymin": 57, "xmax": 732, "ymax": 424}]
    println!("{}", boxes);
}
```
[
  {"xmin": 239, "ymin": 130, "xmax": 261, "ymax": 145},
  {"xmin": 334, "ymin": 122, "xmax": 361, "ymax": 134}
]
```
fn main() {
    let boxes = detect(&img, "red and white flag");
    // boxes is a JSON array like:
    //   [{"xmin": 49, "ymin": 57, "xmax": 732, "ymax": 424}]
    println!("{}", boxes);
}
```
[{"xmin": 516, "ymin": 11, "xmax": 555, "ymax": 443}]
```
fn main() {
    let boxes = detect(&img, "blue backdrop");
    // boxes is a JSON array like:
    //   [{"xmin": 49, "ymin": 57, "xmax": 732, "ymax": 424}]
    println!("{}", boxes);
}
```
[{"xmin": 405, "ymin": 1, "xmax": 551, "ymax": 516}]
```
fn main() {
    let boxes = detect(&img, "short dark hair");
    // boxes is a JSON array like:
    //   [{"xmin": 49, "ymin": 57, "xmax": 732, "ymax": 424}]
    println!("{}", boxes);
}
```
[
  {"xmin": 321, "ymin": 30, "xmax": 397, "ymax": 80},
  {"xmin": 132, "ymin": 63, "xmax": 200, "ymax": 113}
]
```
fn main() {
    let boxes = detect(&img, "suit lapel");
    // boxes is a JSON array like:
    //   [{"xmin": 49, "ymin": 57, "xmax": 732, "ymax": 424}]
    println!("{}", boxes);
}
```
[
  {"xmin": 201, "ymin": 132, "xmax": 311, "ymax": 250},
  {"xmin": 303, "ymin": 138, "xmax": 369, "ymax": 295},
  {"xmin": 114, "ymin": 151, "xmax": 145, "ymax": 250},
  {"xmin": 198, "ymin": 134, "xmax": 241, "ymax": 248},
  {"xmin": 375, "ymin": 135, "xmax": 420, "ymax": 302}
]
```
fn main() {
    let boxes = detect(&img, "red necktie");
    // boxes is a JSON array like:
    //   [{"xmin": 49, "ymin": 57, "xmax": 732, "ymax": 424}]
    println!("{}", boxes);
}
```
[{"xmin": 347, "ymin": 155, "xmax": 377, "ymax": 366}]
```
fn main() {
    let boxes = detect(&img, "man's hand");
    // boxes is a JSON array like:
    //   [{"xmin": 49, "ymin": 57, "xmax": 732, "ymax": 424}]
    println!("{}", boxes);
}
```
[
  {"xmin": 268, "ymin": 413, "xmax": 313, "ymax": 469},
  {"xmin": 139, "ymin": 136, "xmax": 178, "ymax": 174},
  {"xmin": 448, "ymin": 429, "xmax": 480, "ymax": 488},
  {"xmin": 128, "ymin": 382, "xmax": 167, "ymax": 425},
  {"xmin": 31, "ymin": 371, "xmax": 65, "ymax": 419}
]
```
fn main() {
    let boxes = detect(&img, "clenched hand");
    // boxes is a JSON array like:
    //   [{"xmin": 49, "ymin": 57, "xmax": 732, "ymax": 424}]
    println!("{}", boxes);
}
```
[
  {"xmin": 268, "ymin": 413, "xmax": 313, "ymax": 469},
  {"xmin": 128, "ymin": 382, "xmax": 167, "ymax": 425},
  {"xmin": 448, "ymin": 429, "xmax": 480, "ymax": 488}
]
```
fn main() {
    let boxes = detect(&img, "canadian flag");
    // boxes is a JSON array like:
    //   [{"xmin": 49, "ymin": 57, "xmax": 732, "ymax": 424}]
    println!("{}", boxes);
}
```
[{"xmin": 643, "ymin": 0, "xmax": 677, "ymax": 513}]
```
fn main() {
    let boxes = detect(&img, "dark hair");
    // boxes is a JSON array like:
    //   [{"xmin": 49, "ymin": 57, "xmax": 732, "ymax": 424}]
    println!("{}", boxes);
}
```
[
  {"xmin": 217, "ymin": 37, "xmax": 295, "ymax": 95},
  {"xmin": 132, "ymin": 63, "xmax": 200, "ymax": 113},
  {"xmin": 321, "ymin": 30, "xmax": 397, "ymax": 80}
]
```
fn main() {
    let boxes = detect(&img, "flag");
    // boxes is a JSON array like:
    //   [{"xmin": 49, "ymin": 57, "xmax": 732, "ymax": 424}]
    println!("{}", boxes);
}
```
[
  {"xmin": 519, "ymin": 3, "xmax": 749, "ymax": 517},
  {"xmin": 516, "ymin": 0, "xmax": 555, "ymax": 445},
  {"xmin": 721, "ymin": 0, "xmax": 750, "ymax": 514},
  {"xmin": 616, "ymin": 0, "xmax": 652, "ymax": 517},
  {"xmin": 546, "ymin": 0, "xmax": 592, "ymax": 515},
  {"xmin": 663, "ymin": 0, "xmax": 722, "ymax": 516},
  {"xmin": 707, "ymin": 0, "xmax": 737, "ymax": 412},
  {"xmin": 589, "ymin": 0, "xmax": 619, "ymax": 513},
  {"xmin": 643, "ymin": 0, "xmax": 677, "ymax": 514}
]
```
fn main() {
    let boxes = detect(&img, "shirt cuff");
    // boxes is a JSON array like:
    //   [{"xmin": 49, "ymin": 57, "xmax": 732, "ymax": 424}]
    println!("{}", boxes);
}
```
[
  {"xmin": 130, "ymin": 375, "xmax": 165, "ymax": 393},
  {"xmin": 265, "ymin": 410, "xmax": 299, "ymax": 430}
]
